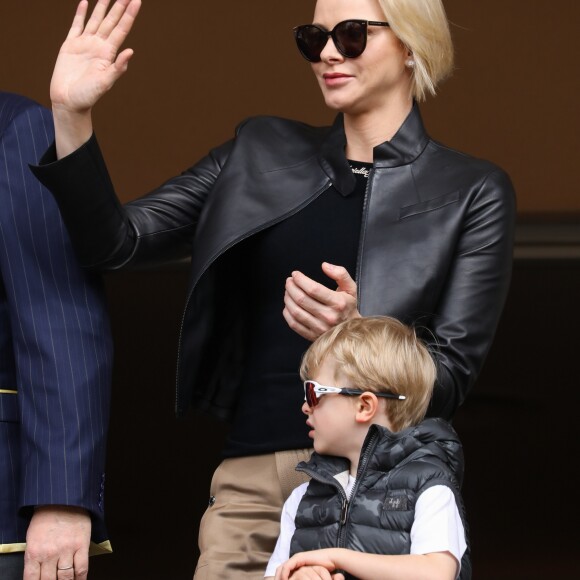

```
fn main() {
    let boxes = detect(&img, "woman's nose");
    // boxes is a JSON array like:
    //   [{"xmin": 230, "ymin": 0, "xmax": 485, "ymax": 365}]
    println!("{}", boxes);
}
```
[{"xmin": 319, "ymin": 35, "xmax": 345, "ymax": 63}]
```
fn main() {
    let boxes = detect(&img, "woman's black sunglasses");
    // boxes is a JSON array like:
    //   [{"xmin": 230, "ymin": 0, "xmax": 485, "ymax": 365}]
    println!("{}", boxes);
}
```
[{"xmin": 294, "ymin": 19, "xmax": 390, "ymax": 63}]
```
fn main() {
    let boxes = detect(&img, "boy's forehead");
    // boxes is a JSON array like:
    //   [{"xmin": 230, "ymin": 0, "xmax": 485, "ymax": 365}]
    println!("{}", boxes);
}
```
[
  {"xmin": 314, "ymin": 355, "xmax": 338, "ymax": 378},
  {"xmin": 313, "ymin": 355, "xmax": 351, "ymax": 386}
]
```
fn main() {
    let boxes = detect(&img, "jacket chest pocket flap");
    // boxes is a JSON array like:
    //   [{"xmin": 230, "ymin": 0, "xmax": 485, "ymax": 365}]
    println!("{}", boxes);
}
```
[{"xmin": 399, "ymin": 190, "xmax": 460, "ymax": 221}]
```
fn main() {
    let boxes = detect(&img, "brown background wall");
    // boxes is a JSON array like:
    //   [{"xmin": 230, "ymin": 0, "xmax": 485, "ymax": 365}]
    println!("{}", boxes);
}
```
[
  {"xmin": 2, "ymin": 2, "xmax": 579, "ymax": 579},
  {"xmin": 1, "ymin": 0, "xmax": 579, "ymax": 213}
]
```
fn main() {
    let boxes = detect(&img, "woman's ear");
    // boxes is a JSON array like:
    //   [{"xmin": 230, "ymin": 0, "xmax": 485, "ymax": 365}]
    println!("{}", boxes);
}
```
[{"xmin": 403, "ymin": 44, "xmax": 415, "ymax": 68}]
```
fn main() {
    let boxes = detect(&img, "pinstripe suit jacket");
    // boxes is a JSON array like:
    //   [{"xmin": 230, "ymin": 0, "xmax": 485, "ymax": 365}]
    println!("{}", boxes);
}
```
[{"xmin": 0, "ymin": 92, "xmax": 113, "ymax": 555}]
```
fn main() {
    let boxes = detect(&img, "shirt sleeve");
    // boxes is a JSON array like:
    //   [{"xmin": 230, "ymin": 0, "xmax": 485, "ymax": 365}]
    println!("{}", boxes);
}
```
[
  {"xmin": 264, "ymin": 482, "xmax": 309, "ymax": 577},
  {"xmin": 410, "ymin": 485, "xmax": 467, "ymax": 578}
]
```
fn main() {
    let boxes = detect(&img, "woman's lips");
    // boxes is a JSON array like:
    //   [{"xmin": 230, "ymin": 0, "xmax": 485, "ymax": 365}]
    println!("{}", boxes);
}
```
[{"xmin": 323, "ymin": 73, "xmax": 353, "ymax": 87}]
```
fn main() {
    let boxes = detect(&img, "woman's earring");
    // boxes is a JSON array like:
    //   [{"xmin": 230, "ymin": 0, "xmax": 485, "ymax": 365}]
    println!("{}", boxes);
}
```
[{"xmin": 406, "ymin": 58, "xmax": 416, "ymax": 68}]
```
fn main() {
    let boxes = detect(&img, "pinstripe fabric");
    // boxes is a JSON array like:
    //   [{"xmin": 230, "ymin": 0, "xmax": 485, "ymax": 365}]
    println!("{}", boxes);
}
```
[{"xmin": 0, "ymin": 92, "xmax": 113, "ymax": 553}]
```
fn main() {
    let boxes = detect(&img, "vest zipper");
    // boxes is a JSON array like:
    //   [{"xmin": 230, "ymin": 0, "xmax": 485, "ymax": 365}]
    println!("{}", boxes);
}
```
[
  {"xmin": 336, "ymin": 429, "xmax": 380, "ymax": 548},
  {"xmin": 340, "ymin": 497, "xmax": 349, "ymax": 525},
  {"xmin": 297, "ymin": 465, "xmax": 350, "ymax": 541},
  {"xmin": 297, "ymin": 428, "xmax": 381, "ymax": 551}
]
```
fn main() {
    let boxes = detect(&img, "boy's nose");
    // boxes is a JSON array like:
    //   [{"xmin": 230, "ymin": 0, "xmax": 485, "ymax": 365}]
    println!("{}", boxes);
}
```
[{"xmin": 302, "ymin": 401, "xmax": 312, "ymax": 415}]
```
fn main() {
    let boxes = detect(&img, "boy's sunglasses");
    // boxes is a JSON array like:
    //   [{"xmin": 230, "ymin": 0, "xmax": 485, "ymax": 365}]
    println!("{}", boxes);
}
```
[
  {"xmin": 304, "ymin": 380, "xmax": 405, "ymax": 408},
  {"xmin": 293, "ymin": 19, "xmax": 390, "ymax": 63}
]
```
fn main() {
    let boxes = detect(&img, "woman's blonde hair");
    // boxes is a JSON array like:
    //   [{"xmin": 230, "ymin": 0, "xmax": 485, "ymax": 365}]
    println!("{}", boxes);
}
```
[
  {"xmin": 300, "ymin": 316, "xmax": 436, "ymax": 432},
  {"xmin": 378, "ymin": 0, "xmax": 454, "ymax": 100}
]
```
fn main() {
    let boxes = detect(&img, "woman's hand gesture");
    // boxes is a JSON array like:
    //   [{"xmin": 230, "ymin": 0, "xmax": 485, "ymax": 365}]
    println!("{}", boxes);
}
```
[
  {"xmin": 50, "ymin": 0, "xmax": 142, "ymax": 157},
  {"xmin": 51, "ymin": 0, "xmax": 142, "ymax": 114},
  {"xmin": 283, "ymin": 262, "xmax": 361, "ymax": 342}
]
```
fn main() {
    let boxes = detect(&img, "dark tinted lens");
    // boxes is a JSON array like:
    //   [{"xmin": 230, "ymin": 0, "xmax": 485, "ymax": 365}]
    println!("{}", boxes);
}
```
[
  {"xmin": 305, "ymin": 381, "xmax": 318, "ymax": 407},
  {"xmin": 335, "ymin": 20, "xmax": 367, "ymax": 58},
  {"xmin": 295, "ymin": 25, "xmax": 328, "ymax": 62}
]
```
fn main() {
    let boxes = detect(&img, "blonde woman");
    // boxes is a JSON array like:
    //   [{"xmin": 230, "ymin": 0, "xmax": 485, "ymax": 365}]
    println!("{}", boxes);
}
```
[{"xmin": 34, "ymin": 0, "xmax": 514, "ymax": 577}]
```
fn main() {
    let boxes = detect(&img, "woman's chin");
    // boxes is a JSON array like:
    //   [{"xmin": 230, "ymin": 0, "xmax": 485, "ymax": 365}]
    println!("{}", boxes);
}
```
[{"xmin": 320, "ymin": 89, "xmax": 354, "ymax": 114}]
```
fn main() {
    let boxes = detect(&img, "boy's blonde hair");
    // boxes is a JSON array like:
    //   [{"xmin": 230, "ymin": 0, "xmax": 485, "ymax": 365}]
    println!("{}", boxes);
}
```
[
  {"xmin": 378, "ymin": 0, "xmax": 454, "ymax": 101},
  {"xmin": 300, "ymin": 316, "xmax": 436, "ymax": 432}
]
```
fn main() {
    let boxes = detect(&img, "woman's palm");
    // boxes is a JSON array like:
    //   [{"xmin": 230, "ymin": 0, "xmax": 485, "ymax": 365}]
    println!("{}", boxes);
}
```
[{"xmin": 50, "ymin": 0, "xmax": 141, "ymax": 112}]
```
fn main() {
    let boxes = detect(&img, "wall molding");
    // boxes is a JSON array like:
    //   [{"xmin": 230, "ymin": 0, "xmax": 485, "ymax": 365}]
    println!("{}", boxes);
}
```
[{"xmin": 515, "ymin": 214, "xmax": 580, "ymax": 260}]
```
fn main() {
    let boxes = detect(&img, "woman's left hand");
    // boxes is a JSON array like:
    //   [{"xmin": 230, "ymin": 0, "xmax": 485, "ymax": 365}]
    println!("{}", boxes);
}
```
[{"xmin": 283, "ymin": 262, "xmax": 360, "ymax": 341}]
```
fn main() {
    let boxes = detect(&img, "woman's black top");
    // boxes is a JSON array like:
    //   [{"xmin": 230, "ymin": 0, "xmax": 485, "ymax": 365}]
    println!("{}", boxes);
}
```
[{"xmin": 222, "ymin": 162, "xmax": 371, "ymax": 457}]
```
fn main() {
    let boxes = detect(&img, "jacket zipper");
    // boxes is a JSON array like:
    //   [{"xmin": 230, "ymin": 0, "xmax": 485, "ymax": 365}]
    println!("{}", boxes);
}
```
[
  {"xmin": 175, "ymin": 181, "xmax": 333, "ymax": 412},
  {"xmin": 355, "ymin": 168, "xmax": 374, "ymax": 305}
]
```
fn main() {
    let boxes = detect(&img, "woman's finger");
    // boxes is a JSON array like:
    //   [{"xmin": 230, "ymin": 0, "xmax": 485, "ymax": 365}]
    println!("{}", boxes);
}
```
[
  {"xmin": 66, "ymin": 0, "xmax": 90, "ymax": 39},
  {"xmin": 106, "ymin": 0, "xmax": 141, "ymax": 51},
  {"xmin": 83, "ymin": 0, "xmax": 113, "ymax": 35}
]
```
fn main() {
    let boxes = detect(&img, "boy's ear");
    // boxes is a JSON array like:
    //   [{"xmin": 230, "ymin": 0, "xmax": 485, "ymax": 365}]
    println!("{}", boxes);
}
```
[{"xmin": 355, "ymin": 392, "xmax": 381, "ymax": 423}]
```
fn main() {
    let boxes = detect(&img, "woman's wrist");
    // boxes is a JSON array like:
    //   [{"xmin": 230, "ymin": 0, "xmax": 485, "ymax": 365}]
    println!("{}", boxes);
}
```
[{"xmin": 52, "ymin": 105, "xmax": 93, "ymax": 159}]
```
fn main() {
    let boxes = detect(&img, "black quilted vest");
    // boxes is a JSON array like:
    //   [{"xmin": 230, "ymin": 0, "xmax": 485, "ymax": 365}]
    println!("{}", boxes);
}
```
[{"xmin": 291, "ymin": 419, "xmax": 471, "ymax": 580}]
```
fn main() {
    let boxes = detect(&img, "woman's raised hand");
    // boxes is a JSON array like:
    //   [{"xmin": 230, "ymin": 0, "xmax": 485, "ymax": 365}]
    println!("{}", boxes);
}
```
[
  {"xmin": 51, "ymin": 0, "xmax": 141, "ymax": 113},
  {"xmin": 51, "ymin": 0, "xmax": 142, "ymax": 157}
]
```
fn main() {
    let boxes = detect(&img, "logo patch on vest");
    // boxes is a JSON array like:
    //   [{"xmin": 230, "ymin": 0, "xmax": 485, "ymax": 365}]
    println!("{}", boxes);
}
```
[{"xmin": 383, "ymin": 495, "xmax": 408, "ymax": 511}]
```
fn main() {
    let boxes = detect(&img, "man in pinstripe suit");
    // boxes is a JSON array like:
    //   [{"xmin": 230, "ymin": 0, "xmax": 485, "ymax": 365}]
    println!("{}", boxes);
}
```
[{"xmin": 0, "ymin": 91, "xmax": 113, "ymax": 579}]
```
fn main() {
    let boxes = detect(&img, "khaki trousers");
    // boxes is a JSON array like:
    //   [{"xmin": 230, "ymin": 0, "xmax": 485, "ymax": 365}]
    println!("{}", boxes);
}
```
[{"xmin": 194, "ymin": 449, "xmax": 312, "ymax": 579}]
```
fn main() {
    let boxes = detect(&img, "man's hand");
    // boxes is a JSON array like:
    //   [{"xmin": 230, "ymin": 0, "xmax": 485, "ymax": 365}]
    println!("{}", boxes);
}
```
[
  {"xmin": 283, "ymin": 262, "xmax": 360, "ymax": 341},
  {"xmin": 24, "ymin": 506, "xmax": 91, "ymax": 580}
]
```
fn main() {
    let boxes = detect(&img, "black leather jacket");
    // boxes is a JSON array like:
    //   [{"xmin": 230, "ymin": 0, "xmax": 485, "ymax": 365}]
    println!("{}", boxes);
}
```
[{"xmin": 33, "ymin": 104, "xmax": 516, "ymax": 420}]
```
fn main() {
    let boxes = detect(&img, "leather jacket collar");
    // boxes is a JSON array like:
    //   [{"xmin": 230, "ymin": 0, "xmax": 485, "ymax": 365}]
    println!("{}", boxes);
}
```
[{"xmin": 318, "ymin": 102, "xmax": 430, "ymax": 196}]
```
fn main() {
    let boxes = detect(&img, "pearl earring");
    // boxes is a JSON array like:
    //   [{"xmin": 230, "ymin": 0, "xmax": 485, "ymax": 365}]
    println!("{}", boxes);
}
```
[{"xmin": 406, "ymin": 58, "xmax": 416, "ymax": 68}]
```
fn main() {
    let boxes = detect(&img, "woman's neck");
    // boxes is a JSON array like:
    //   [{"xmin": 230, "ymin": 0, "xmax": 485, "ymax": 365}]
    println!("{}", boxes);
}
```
[{"xmin": 344, "ymin": 98, "xmax": 413, "ymax": 163}]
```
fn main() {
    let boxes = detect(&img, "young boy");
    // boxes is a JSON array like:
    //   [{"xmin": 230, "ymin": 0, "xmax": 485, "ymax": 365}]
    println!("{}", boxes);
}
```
[{"xmin": 265, "ymin": 317, "xmax": 470, "ymax": 580}]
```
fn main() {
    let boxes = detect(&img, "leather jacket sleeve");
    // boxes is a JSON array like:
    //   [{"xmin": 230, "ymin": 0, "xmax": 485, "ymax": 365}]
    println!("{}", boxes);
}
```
[
  {"xmin": 31, "ymin": 133, "xmax": 234, "ymax": 270},
  {"xmin": 425, "ymin": 167, "xmax": 516, "ymax": 418}
]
